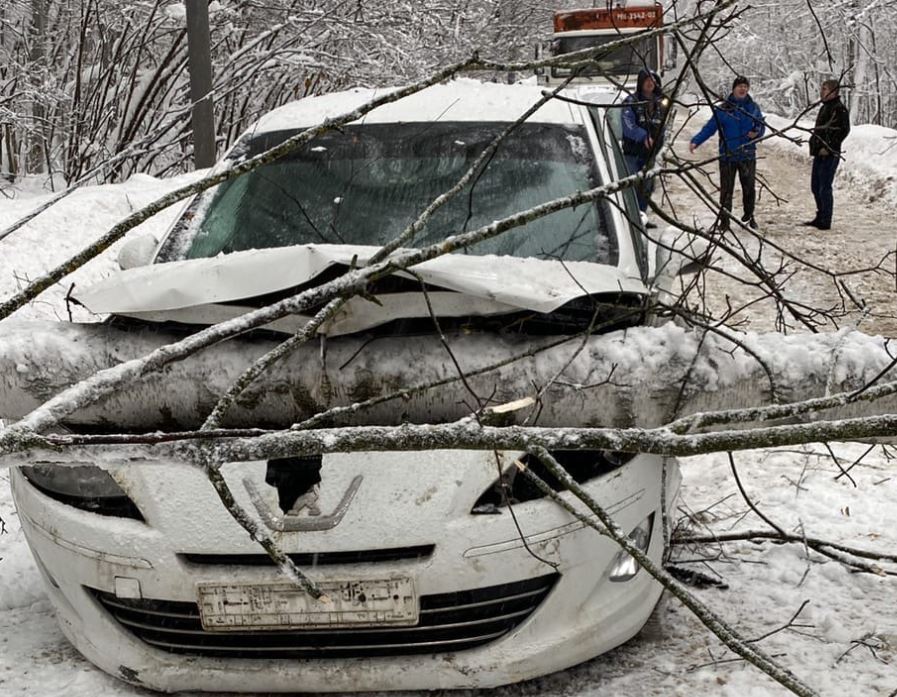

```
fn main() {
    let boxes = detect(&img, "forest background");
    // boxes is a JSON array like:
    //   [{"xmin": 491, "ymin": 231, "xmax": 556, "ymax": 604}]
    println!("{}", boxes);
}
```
[{"xmin": 2, "ymin": 0, "xmax": 896, "ymax": 185}]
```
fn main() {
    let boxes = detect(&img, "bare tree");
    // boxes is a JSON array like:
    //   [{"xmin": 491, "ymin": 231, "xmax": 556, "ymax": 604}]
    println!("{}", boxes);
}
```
[
  {"xmin": 0, "ymin": 1, "xmax": 895, "ymax": 695},
  {"xmin": 185, "ymin": 0, "xmax": 216, "ymax": 168},
  {"xmin": 696, "ymin": 0, "xmax": 897, "ymax": 127}
]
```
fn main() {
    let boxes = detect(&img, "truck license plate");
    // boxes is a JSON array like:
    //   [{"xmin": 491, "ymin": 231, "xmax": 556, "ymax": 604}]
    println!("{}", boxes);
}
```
[{"xmin": 197, "ymin": 578, "xmax": 418, "ymax": 631}]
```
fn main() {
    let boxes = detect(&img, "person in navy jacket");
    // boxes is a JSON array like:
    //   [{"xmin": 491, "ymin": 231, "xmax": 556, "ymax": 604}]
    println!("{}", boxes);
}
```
[
  {"xmin": 689, "ymin": 76, "xmax": 766, "ymax": 230},
  {"xmin": 622, "ymin": 68, "xmax": 667, "ymax": 219}
]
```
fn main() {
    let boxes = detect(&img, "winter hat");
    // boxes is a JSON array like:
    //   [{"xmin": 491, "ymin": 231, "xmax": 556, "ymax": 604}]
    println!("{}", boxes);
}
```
[
  {"xmin": 637, "ymin": 68, "xmax": 661, "ymax": 95},
  {"xmin": 732, "ymin": 75, "xmax": 750, "ymax": 90}
]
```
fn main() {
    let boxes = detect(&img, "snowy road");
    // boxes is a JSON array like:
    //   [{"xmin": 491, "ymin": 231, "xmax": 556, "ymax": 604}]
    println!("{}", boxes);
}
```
[
  {"xmin": 1, "ymin": 118, "xmax": 896, "ymax": 696},
  {"xmin": 668, "ymin": 110, "xmax": 897, "ymax": 336}
]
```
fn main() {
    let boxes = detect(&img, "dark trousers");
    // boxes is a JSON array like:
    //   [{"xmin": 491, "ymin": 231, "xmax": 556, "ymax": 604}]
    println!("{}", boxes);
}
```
[
  {"xmin": 811, "ymin": 155, "xmax": 839, "ymax": 226},
  {"xmin": 624, "ymin": 154, "xmax": 654, "ymax": 212},
  {"xmin": 718, "ymin": 159, "xmax": 756, "ymax": 226}
]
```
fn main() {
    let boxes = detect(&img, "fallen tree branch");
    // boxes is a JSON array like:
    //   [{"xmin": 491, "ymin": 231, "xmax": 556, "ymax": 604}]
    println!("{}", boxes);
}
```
[
  {"xmin": 200, "ymin": 455, "xmax": 325, "ymax": 598},
  {"xmin": 10, "ymin": 411, "xmax": 897, "ymax": 468},
  {"xmin": 521, "ymin": 446, "xmax": 818, "ymax": 697},
  {"xmin": 3, "ymin": 320, "xmax": 896, "ymax": 433},
  {"xmin": 673, "ymin": 530, "xmax": 897, "ymax": 568}
]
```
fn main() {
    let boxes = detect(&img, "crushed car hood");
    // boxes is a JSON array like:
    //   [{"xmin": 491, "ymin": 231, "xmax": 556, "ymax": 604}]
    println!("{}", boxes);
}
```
[{"xmin": 75, "ymin": 245, "xmax": 647, "ymax": 336}]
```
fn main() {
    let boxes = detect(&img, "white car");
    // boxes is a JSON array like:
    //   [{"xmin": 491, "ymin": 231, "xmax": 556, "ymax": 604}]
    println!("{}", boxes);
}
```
[{"xmin": 10, "ymin": 79, "xmax": 685, "ymax": 692}]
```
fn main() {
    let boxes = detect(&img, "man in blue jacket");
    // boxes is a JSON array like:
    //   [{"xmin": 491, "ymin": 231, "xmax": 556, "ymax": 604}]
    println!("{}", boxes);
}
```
[
  {"xmin": 689, "ymin": 76, "xmax": 766, "ymax": 230},
  {"xmin": 622, "ymin": 68, "xmax": 667, "ymax": 220}
]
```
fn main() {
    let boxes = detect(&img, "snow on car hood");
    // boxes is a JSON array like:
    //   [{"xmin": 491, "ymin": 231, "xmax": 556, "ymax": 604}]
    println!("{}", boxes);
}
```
[{"xmin": 74, "ymin": 245, "xmax": 647, "ymax": 336}]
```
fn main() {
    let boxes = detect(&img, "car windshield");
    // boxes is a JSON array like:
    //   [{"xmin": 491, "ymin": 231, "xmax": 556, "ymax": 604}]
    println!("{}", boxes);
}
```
[
  {"xmin": 170, "ymin": 121, "xmax": 616, "ymax": 264},
  {"xmin": 551, "ymin": 35, "xmax": 658, "ymax": 78}
]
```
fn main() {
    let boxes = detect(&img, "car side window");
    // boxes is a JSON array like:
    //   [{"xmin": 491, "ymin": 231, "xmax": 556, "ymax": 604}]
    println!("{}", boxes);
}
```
[{"xmin": 593, "ymin": 107, "xmax": 649, "ymax": 281}]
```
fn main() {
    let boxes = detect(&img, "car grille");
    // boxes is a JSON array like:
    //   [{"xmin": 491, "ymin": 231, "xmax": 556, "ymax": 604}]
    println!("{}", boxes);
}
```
[
  {"xmin": 178, "ymin": 544, "xmax": 434, "ymax": 567},
  {"xmin": 88, "ymin": 574, "xmax": 558, "ymax": 659}
]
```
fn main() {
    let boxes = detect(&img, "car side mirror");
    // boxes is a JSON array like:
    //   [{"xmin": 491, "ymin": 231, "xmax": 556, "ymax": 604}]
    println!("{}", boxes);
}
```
[{"xmin": 117, "ymin": 235, "xmax": 158, "ymax": 270}]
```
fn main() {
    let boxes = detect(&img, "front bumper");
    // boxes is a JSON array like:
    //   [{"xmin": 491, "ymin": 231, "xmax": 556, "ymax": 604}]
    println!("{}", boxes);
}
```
[{"xmin": 11, "ymin": 450, "xmax": 679, "ymax": 692}]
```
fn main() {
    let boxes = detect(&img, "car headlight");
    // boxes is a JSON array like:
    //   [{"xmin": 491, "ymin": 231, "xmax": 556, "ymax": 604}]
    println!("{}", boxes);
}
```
[
  {"xmin": 20, "ymin": 464, "xmax": 144, "ymax": 520},
  {"xmin": 471, "ymin": 450, "xmax": 635, "ymax": 514},
  {"xmin": 608, "ymin": 513, "xmax": 654, "ymax": 582}
]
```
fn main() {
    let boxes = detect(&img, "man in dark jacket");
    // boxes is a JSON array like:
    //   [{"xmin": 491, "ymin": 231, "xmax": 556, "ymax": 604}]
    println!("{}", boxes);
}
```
[
  {"xmin": 803, "ymin": 79, "xmax": 851, "ymax": 230},
  {"xmin": 689, "ymin": 76, "xmax": 765, "ymax": 231},
  {"xmin": 622, "ymin": 68, "xmax": 666, "ymax": 217}
]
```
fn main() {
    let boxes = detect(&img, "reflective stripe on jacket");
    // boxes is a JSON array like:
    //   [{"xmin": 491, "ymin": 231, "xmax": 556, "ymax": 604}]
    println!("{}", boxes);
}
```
[{"xmin": 621, "ymin": 68, "xmax": 665, "ymax": 160}]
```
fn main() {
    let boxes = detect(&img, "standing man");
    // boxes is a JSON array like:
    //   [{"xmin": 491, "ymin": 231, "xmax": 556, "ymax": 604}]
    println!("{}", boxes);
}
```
[
  {"xmin": 689, "ymin": 76, "xmax": 765, "ymax": 230},
  {"xmin": 622, "ymin": 68, "xmax": 666, "ymax": 223},
  {"xmin": 804, "ymin": 79, "xmax": 851, "ymax": 230}
]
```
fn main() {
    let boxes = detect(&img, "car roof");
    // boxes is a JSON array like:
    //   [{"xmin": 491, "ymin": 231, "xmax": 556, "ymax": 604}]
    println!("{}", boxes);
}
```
[{"xmin": 248, "ymin": 78, "xmax": 601, "ymax": 134}]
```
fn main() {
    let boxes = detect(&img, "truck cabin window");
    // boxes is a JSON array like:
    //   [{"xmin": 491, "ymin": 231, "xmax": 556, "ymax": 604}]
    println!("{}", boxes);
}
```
[{"xmin": 550, "ymin": 35, "xmax": 658, "ymax": 79}]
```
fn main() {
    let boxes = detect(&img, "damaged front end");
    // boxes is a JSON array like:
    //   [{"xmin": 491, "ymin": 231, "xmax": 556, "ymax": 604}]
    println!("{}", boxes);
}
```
[{"xmin": 8, "ymin": 81, "xmax": 680, "ymax": 692}]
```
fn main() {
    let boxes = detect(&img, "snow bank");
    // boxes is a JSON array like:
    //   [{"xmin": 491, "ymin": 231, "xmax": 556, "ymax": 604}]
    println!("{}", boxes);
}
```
[
  {"xmin": 764, "ymin": 113, "xmax": 897, "ymax": 207},
  {"xmin": 0, "ymin": 171, "xmax": 203, "ymax": 323}
]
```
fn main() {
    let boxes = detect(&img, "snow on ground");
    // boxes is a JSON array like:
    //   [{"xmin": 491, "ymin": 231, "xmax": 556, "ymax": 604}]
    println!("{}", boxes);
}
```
[
  {"xmin": 687, "ymin": 102, "xmax": 897, "ymax": 208},
  {"xmin": 762, "ymin": 113, "xmax": 897, "ymax": 208},
  {"xmin": 678, "ymin": 103, "xmax": 897, "ymax": 336},
  {"xmin": 0, "ymin": 134, "xmax": 896, "ymax": 696}
]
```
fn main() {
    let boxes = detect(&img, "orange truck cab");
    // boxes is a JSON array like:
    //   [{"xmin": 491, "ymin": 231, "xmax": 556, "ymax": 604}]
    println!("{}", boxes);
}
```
[{"xmin": 542, "ymin": 1, "xmax": 666, "ymax": 88}]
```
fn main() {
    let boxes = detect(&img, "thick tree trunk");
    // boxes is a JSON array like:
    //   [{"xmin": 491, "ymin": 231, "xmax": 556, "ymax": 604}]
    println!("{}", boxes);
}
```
[
  {"xmin": 1, "ymin": 321, "xmax": 895, "ymax": 430},
  {"xmin": 186, "ymin": 0, "xmax": 216, "ymax": 168},
  {"xmin": 28, "ymin": 0, "xmax": 48, "ymax": 174},
  {"xmin": 849, "ymin": 15, "xmax": 871, "ymax": 125}
]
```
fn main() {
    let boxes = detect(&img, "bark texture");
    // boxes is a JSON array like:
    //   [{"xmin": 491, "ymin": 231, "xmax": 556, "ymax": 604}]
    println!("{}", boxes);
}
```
[{"xmin": 1, "ymin": 320, "xmax": 894, "ymax": 430}]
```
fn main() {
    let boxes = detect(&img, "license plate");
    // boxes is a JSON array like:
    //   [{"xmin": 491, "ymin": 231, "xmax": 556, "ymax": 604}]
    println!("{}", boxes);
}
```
[{"xmin": 197, "ymin": 578, "xmax": 418, "ymax": 631}]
